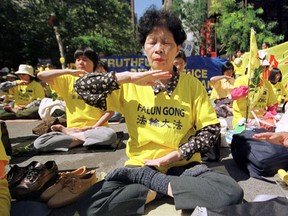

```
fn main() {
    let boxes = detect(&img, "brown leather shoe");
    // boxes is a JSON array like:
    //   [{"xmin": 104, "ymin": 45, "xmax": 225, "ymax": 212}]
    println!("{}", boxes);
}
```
[
  {"xmin": 7, "ymin": 161, "xmax": 38, "ymax": 189},
  {"xmin": 41, "ymin": 166, "xmax": 87, "ymax": 202},
  {"xmin": 11, "ymin": 161, "xmax": 58, "ymax": 200},
  {"xmin": 47, "ymin": 170, "xmax": 97, "ymax": 208}
]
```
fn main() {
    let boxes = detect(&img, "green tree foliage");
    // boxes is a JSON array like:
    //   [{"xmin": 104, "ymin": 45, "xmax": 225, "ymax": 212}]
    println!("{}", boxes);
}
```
[
  {"xmin": 172, "ymin": 0, "xmax": 207, "ymax": 36},
  {"xmin": 172, "ymin": 0, "xmax": 208, "ymax": 54},
  {"xmin": 210, "ymin": 0, "xmax": 283, "ymax": 54},
  {"xmin": 0, "ymin": 0, "xmax": 138, "ymax": 68}
]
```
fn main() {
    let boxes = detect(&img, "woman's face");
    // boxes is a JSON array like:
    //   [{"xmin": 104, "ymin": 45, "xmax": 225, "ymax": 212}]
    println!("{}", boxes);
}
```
[
  {"xmin": 144, "ymin": 26, "xmax": 180, "ymax": 72},
  {"xmin": 17, "ymin": 74, "xmax": 31, "ymax": 82},
  {"xmin": 173, "ymin": 57, "xmax": 186, "ymax": 73},
  {"xmin": 275, "ymin": 72, "xmax": 281, "ymax": 82},
  {"xmin": 75, "ymin": 55, "xmax": 94, "ymax": 72},
  {"xmin": 224, "ymin": 69, "xmax": 234, "ymax": 77}
]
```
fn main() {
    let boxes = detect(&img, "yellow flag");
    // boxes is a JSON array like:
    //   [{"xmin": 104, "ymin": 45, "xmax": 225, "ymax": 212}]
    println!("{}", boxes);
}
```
[
  {"xmin": 248, "ymin": 28, "xmax": 261, "ymax": 78},
  {"xmin": 248, "ymin": 28, "xmax": 264, "ymax": 109}
]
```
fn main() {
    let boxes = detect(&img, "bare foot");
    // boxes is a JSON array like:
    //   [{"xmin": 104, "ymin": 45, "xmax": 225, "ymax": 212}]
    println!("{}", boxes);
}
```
[
  {"xmin": 51, "ymin": 124, "xmax": 66, "ymax": 132},
  {"xmin": 51, "ymin": 124, "xmax": 85, "ymax": 147},
  {"xmin": 51, "ymin": 124, "xmax": 81, "ymax": 134}
]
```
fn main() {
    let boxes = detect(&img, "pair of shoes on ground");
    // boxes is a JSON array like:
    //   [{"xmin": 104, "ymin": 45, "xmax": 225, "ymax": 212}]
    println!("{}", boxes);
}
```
[
  {"xmin": 7, "ymin": 161, "xmax": 58, "ymax": 200},
  {"xmin": 41, "ymin": 166, "xmax": 98, "ymax": 208}
]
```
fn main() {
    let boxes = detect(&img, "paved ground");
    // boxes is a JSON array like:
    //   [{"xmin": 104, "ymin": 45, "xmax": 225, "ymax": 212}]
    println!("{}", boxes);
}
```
[{"xmin": 5, "ymin": 119, "xmax": 288, "ymax": 215}]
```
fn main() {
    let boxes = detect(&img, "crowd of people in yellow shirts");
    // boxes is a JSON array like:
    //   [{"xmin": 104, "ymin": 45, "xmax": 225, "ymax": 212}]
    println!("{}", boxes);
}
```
[{"xmin": 0, "ymin": 7, "xmax": 287, "ymax": 214}]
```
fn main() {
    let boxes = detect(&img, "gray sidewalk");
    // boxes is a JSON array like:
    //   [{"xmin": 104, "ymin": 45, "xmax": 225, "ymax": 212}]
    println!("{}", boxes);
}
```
[{"xmin": 5, "ymin": 119, "xmax": 287, "ymax": 215}]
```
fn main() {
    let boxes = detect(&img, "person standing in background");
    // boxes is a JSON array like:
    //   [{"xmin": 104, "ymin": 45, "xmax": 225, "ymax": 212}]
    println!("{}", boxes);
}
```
[{"xmin": 233, "ymin": 49, "xmax": 244, "ymax": 78}]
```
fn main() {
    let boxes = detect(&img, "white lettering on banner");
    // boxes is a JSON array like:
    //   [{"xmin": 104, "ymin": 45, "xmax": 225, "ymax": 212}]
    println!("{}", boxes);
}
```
[{"xmin": 105, "ymin": 58, "xmax": 150, "ymax": 68}]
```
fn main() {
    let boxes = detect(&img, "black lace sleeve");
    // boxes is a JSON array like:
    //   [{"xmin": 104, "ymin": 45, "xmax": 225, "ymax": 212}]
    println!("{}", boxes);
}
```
[
  {"xmin": 74, "ymin": 71, "xmax": 119, "ymax": 111},
  {"xmin": 179, "ymin": 123, "xmax": 221, "ymax": 160}
]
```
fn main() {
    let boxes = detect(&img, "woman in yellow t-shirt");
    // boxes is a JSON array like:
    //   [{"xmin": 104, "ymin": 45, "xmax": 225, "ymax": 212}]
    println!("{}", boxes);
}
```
[
  {"xmin": 0, "ymin": 64, "xmax": 45, "ymax": 120},
  {"xmin": 233, "ymin": 49, "xmax": 244, "ymax": 78},
  {"xmin": 33, "ymin": 48, "xmax": 117, "ymax": 152},
  {"xmin": 74, "ymin": 8, "xmax": 243, "ymax": 215},
  {"xmin": 268, "ymin": 68, "xmax": 287, "ymax": 105},
  {"xmin": 210, "ymin": 61, "xmax": 235, "ymax": 117}
]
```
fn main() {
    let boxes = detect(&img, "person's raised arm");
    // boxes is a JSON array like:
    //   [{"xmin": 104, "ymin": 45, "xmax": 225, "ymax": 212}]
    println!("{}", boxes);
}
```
[
  {"xmin": 210, "ymin": 75, "xmax": 233, "ymax": 85},
  {"xmin": 37, "ymin": 69, "xmax": 87, "ymax": 84},
  {"xmin": 115, "ymin": 70, "xmax": 171, "ymax": 86},
  {"xmin": 74, "ymin": 70, "xmax": 171, "ymax": 111}
]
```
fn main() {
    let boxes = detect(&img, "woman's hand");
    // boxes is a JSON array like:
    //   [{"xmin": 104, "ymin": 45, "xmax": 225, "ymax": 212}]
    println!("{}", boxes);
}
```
[
  {"xmin": 117, "ymin": 70, "xmax": 171, "ymax": 86},
  {"xmin": 17, "ymin": 80, "xmax": 29, "ymax": 85},
  {"xmin": 144, "ymin": 150, "xmax": 182, "ymax": 167}
]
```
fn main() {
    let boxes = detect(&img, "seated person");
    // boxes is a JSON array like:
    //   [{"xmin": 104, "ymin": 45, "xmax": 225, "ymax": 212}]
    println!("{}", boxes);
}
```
[
  {"xmin": 268, "ymin": 68, "xmax": 287, "ymax": 109},
  {"xmin": 95, "ymin": 60, "xmax": 109, "ymax": 73},
  {"xmin": 0, "ymin": 74, "xmax": 17, "ymax": 104},
  {"xmin": 33, "ymin": 47, "xmax": 117, "ymax": 152},
  {"xmin": 210, "ymin": 61, "xmax": 235, "ymax": 118},
  {"xmin": 231, "ymin": 64, "xmax": 278, "ymax": 130},
  {"xmin": 73, "ymin": 8, "xmax": 243, "ymax": 215},
  {"xmin": 173, "ymin": 49, "xmax": 187, "ymax": 74},
  {"xmin": 0, "ymin": 64, "xmax": 45, "ymax": 120}
]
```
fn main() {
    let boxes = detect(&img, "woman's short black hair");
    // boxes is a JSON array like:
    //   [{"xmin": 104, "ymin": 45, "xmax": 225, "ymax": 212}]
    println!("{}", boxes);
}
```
[
  {"xmin": 175, "ymin": 50, "xmax": 187, "ymax": 63},
  {"xmin": 74, "ymin": 47, "xmax": 98, "ymax": 70},
  {"xmin": 222, "ymin": 61, "xmax": 234, "ymax": 75},
  {"xmin": 137, "ymin": 7, "xmax": 186, "ymax": 46},
  {"xmin": 268, "ymin": 67, "xmax": 282, "ymax": 83},
  {"xmin": 96, "ymin": 60, "xmax": 109, "ymax": 72}
]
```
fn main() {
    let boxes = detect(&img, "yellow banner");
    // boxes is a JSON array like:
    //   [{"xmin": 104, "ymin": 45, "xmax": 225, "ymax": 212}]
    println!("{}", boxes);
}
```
[
  {"xmin": 265, "ymin": 41, "xmax": 288, "ymax": 85},
  {"xmin": 242, "ymin": 41, "xmax": 288, "ymax": 86}
]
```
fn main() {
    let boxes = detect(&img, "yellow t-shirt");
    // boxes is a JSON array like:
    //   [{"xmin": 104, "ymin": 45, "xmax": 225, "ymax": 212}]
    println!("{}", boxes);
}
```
[
  {"xmin": 271, "ymin": 82, "xmax": 287, "ymax": 104},
  {"xmin": 0, "ymin": 130, "xmax": 8, "ymax": 175},
  {"xmin": 10, "ymin": 80, "xmax": 45, "ymax": 107},
  {"xmin": 210, "ymin": 78, "xmax": 234, "ymax": 100},
  {"xmin": 50, "ymin": 75, "xmax": 108, "ymax": 128},
  {"xmin": 232, "ymin": 75, "xmax": 277, "ymax": 128},
  {"xmin": 233, "ymin": 57, "xmax": 243, "ymax": 76},
  {"xmin": 0, "ymin": 128, "xmax": 10, "ymax": 216},
  {"xmin": 106, "ymin": 73, "xmax": 219, "ymax": 172}
]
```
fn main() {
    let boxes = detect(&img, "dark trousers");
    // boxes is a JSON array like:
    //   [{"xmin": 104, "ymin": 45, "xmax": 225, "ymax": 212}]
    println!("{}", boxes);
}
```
[{"xmin": 75, "ymin": 170, "xmax": 243, "ymax": 215}]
